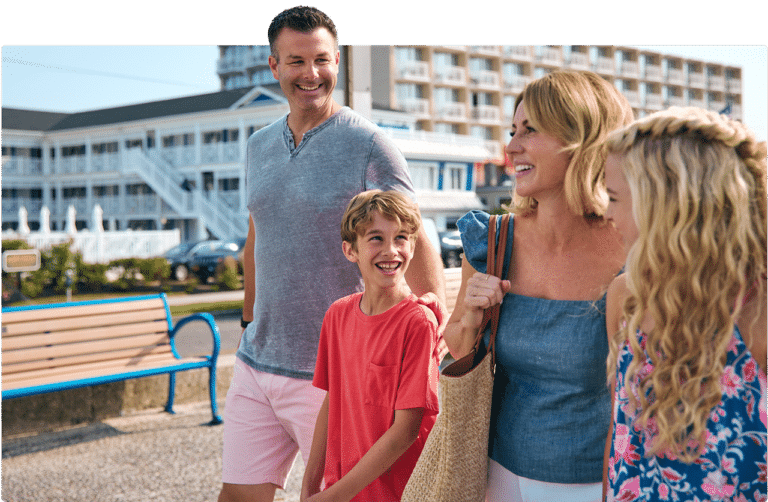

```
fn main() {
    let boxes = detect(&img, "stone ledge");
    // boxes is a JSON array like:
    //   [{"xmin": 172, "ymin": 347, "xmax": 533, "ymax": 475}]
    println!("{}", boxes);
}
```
[{"xmin": 2, "ymin": 354, "xmax": 237, "ymax": 438}]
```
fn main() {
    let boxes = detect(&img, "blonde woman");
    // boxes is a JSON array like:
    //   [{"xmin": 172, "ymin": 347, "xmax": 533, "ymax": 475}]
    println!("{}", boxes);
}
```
[
  {"xmin": 603, "ymin": 107, "xmax": 767, "ymax": 501},
  {"xmin": 444, "ymin": 70, "xmax": 634, "ymax": 501}
]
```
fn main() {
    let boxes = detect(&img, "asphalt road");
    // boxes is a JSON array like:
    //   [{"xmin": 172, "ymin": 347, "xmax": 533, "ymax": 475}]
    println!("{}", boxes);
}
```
[{"xmin": 172, "ymin": 310, "xmax": 243, "ymax": 358}]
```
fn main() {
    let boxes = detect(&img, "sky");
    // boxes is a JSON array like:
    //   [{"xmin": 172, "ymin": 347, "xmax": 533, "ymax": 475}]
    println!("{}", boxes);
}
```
[{"xmin": 2, "ymin": 45, "xmax": 764, "ymax": 142}]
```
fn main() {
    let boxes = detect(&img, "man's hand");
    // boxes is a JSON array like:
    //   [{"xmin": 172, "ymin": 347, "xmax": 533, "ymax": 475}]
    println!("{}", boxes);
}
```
[{"xmin": 415, "ymin": 292, "xmax": 449, "ymax": 362}]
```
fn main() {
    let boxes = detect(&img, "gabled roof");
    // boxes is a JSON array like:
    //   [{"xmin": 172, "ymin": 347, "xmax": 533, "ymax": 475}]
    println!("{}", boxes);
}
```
[{"xmin": 1, "ymin": 84, "xmax": 287, "ymax": 133}]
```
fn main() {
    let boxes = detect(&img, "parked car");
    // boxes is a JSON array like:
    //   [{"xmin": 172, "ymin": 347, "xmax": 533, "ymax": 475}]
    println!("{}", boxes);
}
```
[
  {"xmin": 439, "ymin": 230, "xmax": 463, "ymax": 268},
  {"xmin": 187, "ymin": 238, "xmax": 247, "ymax": 282},
  {"xmin": 163, "ymin": 241, "xmax": 200, "ymax": 281}
]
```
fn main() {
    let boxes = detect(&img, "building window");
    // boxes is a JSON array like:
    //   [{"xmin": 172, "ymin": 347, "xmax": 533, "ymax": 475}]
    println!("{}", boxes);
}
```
[
  {"xmin": 445, "ymin": 164, "xmax": 466, "ymax": 191},
  {"xmin": 92, "ymin": 141, "xmax": 118, "ymax": 154},
  {"xmin": 218, "ymin": 178, "xmax": 239, "ymax": 191},
  {"xmin": 126, "ymin": 183, "xmax": 154, "ymax": 195},
  {"xmin": 63, "ymin": 187, "xmax": 86, "ymax": 198},
  {"xmin": 408, "ymin": 161, "xmax": 438, "ymax": 190},
  {"xmin": 61, "ymin": 145, "xmax": 86, "ymax": 157},
  {"xmin": 396, "ymin": 47, "xmax": 422, "ymax": 63}
]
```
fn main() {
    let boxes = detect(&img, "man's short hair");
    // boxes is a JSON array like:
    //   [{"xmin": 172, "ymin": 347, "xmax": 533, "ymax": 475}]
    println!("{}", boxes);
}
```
[{"xmin": 268, "ymin": 6, "xmax": 338, "ymax": 59}]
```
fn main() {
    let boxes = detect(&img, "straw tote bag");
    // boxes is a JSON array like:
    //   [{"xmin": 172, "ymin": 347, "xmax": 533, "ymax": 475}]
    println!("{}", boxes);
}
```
[{"xmin": 402, "ymin": 213, "xmax": 510, "ymax": 502}]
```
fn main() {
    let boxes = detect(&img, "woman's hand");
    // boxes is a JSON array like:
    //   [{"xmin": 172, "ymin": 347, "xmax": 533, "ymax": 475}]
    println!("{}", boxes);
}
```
[
  {"xmin": 460, "ymin": 273, "xmax": 511, "ymax": 332},
  {"xmin": 445, "ymin": 258, "xmax": 512, "ymax": 359}
]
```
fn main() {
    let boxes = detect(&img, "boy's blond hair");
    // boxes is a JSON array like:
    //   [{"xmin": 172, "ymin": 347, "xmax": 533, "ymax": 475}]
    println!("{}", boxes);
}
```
[
  {"xmin": 606, "ymin": 106, "xmax": 767, "ymax": 462},
  {"xmin": 341, "ymin": 190, "xmax": 421, "ymax": 250}
]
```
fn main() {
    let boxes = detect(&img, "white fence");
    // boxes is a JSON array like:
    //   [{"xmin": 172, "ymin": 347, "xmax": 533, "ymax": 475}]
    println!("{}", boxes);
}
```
[
  {"xmin": 5, "ymin": 229, "xmax": 180, "ymax": 264},
  {"xmin": 3, "ymin": 204, "xmax": 180, "ymax": 263}
]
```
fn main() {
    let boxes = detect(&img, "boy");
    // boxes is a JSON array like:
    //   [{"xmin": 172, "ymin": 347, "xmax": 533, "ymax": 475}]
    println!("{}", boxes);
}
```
[{"xmin": 301, "ymin": 190, "xmax": 441, "ymax": 502}]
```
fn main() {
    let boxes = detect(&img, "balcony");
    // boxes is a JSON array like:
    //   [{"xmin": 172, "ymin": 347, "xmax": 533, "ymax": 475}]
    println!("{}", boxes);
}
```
[
  {"xmin": 90, "ymin": 152, "xmax": 120, "ymax": 173},
  {"xmin": 645, "ymin": 94, "xmax": 663, "ymax": 110},
  {"xmin": 470, "ymin": 46, "xmax": 500, "ymax": 56},
  {"xmin": 644, "ymin": 65, "xmax": 662, "ymax": 81},
  {"xmin": 434, "ymin": 66, "xmax": 467, "ymax": 86},
  {"xmin": 504, "ymin": 46, "xmax": 532, "ymax": 60},
  {"xmin": 217, "ymin": 59, "xmax": 244, "ymax": 74},
  {"xmin": 160, "ymin": 145, "xmax": 197, "ymax": 168},
  {"xmin": 666, "ymin": 69, "xmax": 685, "ymax": 84},
  {"xmin": 537, "ymin": 47, "xmax": 562, "ymax": 66},
  {"xmin": 400, "ymin": 98, "xmax": 431, "ymax": 117},
  {"xmin": 470, "ymin": 70, "xmax": 499, "ymax": 88},
  {"xmin": 726, "ymin": 79, "xmax": 742, "ymax": 93},
  {"xmin": 689, "ymin": 99, "xmax": 706, "ymax": 109},
  {"xmin": 688, "ymin": 73, "xmax": 705, "ymax": 88},
  {"xmin": 397, "ymin": 60, "xmax": 430, "ymax": 81},
  {"xmin": 1, "ymin": 157, "xmax": 43, "ymax": 176},
  {"xmin": 666, "ymin": 96, "xmax": 686, "ymax": 108},
  {"xmin": 504, "ymin": 75, "xmax": 531, "ymax": 93},
  {"xmin": 565, "ymin": 53, "xmax": 590, "ymax": 70},
  {"xmin": 58, "ymin": 156, "xmax": 87, "ymax": 175},
  {"xmin": 618, "ymin": 61, "xmax": 639, "ymax": 78},
  {"xmin": 622, "ymin": 91, "xmax": 641, "ymax": 108},
  {"xmin": 435, "ymin": 102, "xmax": 467, "ymax": 121},
  {"xmin": 471, "ymin": 105, "xmax": 501, "ymax": 123},
  {"xmin": 707, "ymin": 75, "xmax": 726, "ymax": 91},
  {"xmin": 594, "ymin": 56, "xmax": 614, "ymax": 74}
]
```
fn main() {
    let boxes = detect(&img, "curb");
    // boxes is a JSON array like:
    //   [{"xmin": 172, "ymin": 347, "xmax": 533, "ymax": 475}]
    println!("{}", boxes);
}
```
[{"xmin": 2, "ymin": 354, "xmax": 237, "ymax": 438}]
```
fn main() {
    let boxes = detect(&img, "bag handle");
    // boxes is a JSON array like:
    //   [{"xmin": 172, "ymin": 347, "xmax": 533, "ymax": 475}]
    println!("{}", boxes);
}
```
[{"xmin": 471, "ymin": 213, "xmax": 510, "ymax": 369}]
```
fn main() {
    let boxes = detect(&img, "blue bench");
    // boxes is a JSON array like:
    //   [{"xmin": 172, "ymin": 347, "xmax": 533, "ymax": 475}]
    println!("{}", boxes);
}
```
[{"xmin": 1, "ymin": 293, "xmax": 223, "ymax": 425}]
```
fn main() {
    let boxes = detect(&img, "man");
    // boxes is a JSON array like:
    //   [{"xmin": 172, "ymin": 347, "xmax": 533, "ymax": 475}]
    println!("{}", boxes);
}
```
[{"xmin": 218, "ymin": 7, "xmax": 445, "ymax": 502}]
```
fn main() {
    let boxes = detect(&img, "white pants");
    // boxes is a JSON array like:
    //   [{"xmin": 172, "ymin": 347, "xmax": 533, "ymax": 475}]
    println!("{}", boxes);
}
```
[{"xmin": 486, "ymin": 459, "xmax": 602, "ymax": 502}]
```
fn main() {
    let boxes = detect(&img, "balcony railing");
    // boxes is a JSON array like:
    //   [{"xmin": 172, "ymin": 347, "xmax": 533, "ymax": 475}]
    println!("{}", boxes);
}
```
[
  {"xmin": 434, "ymin": 66, "xmax": 467, "ymax": 86},
  {"xmin": 397, "ymin": 61, "xmax": 430, "ymax": 81},
  {"xmin": 471, "ymin": 70, "xmax": 499, "ymax": 88},
  {"xmin": 618, "ymin": 61, "xmax": 639, "ymax": 78},
  {"xmin": 471, "ymin": 105, "xmax": 501, "ymax": 123},
  {"xmin": 688, "ymin": 73, "xmax": 705, "ymax": 88},
  {"xmin": 435, "ymin": 102, "xmax": 467, "ymax": 121},
  {"xmin": 504, "ymin": 75, "xmax": 531, "ymax": 93},
  {"xmin": 504, "ymin": 46, "xmax": 532, "ymax": 60},
  {"xmin": 400, "ymin": 98, "xmax": 430, "ymax": 116},
  {"xmin": 594, "ymin": 57, "xmax": 614, "ymax": 74},
  {"xmin": 90, "ymin": 152, "xmax": 120, "ymax": 173},
  {"xmin": 645, "ymin": 94, "xmax": 663, "ymax": 110},
  {"xmin": 644, "ymin": 66, "xmax": 662, "ymax": 81},
  {"xmin": 565, "ymin": 53, "xmax": 590, "ymax": 70},
  {"xmin": 707, "ymin": 75, "xmax": 726, "ymax": 91},
  {"xmin": 726, "ymin": 79, "xmax": 742, "ymax": 93},
  {"xmin": 1, "ymin": 157, "xmax": 43, "ymax": 176},
  {"xmin": 667, "ymin": 69, "xmax": 685, "ymax": 84}
]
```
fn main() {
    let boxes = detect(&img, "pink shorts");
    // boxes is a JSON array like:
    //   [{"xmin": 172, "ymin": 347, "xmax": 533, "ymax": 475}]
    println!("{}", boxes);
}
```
[{"xmin": 221, "ymin": 358, "xmax": 326, "ymax": 487}]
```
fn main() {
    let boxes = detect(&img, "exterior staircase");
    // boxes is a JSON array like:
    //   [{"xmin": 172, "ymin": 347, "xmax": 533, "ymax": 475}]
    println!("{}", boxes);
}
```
[{"xmin": 123, "ymin": 150, "xmax": 248, "ymax": 240}]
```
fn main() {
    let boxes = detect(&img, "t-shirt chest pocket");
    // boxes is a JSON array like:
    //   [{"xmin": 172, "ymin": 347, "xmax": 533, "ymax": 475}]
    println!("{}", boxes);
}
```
[{"xmin": 364, "ymin": 362, "xmax": 399, "ymax": 409}]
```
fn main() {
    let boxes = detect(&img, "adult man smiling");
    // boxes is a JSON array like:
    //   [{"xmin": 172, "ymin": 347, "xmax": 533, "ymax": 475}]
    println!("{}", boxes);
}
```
[{"xmin": 217, "ymin": 7, "xmax": 445, "ymax": 502}]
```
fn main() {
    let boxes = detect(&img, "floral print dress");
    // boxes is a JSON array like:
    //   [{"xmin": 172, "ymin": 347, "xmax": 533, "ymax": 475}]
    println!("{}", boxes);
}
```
[{"xmin": 608, "ymin": 328, "xmax": 767, "ymax": 502}]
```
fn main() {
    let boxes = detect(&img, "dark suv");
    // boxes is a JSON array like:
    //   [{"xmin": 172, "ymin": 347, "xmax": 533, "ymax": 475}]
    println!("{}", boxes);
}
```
[
  {"xmin": 187, "ymin": 238, "xmax": 246, "ymax": 282},
  {"xmin": 163, "ymin": 241, "xmax": 200, "ymax": 281}
]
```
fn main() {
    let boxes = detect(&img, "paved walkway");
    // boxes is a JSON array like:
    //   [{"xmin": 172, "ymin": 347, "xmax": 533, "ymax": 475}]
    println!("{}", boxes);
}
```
[
  {"xmin": 165, "ymin": 290, "xmax": 244, "ymax": 307},
  {"xmin": 1, "ymin": 400, "xmax": 304, "ymax": 502}
]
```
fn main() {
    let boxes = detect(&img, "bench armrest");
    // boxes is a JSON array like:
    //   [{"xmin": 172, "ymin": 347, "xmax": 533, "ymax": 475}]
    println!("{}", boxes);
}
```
[{"xmin": 169, "ymin": 313, "xmax": 221, "ymax": 362}]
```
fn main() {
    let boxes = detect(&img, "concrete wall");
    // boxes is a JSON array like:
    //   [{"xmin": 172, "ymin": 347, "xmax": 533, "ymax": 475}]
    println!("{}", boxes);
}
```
[{"xmin": 2, "ymin": 355, "xmax": 236, "ymax": 438}]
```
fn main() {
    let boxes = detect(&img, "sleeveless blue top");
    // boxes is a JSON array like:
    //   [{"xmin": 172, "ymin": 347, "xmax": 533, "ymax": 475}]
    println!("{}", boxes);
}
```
[{"xmin": 458, "ymin": 210, "xmax": 611, "ymax": 484}]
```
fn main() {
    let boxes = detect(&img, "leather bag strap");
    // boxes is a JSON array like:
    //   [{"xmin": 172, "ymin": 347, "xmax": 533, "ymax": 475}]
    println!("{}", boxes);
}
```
[{"xmin": 472, "ymin": 213, "xmax": 511, "ymax": 368}]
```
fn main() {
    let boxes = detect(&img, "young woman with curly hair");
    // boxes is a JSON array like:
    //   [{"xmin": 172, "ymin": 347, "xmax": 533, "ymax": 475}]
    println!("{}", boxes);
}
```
[{"xmin": 603, "ymin": 106, "xmax": 767, "ymax": 501}]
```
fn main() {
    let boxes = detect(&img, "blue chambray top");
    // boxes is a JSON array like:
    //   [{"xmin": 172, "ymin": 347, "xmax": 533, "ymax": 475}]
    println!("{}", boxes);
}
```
[{"xmin": 458, "ymin": 210, "xmax": 611, "ymax": 484}]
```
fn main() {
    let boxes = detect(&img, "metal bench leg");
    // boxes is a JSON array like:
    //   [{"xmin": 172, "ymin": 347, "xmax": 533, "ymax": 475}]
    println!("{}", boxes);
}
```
[
  {"xmin": 165, "ymin": 372, "xmax": 176, "ymax": 415},
  {"xmin": 208, "ymin": 365, "xmax": 223, "ymax": 425}
]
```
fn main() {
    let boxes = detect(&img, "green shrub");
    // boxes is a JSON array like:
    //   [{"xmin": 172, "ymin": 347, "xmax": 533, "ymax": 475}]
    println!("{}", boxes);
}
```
[
  {"xmin": 216, "ymin": 256, "xmax": 241, "ymax": 291},
  {"xmin": 138, "ymin": 257, "xmax": 171, "ymax": 283}
]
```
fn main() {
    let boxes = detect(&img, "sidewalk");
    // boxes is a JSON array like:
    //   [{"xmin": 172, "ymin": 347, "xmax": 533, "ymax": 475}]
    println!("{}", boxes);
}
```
[
  {"xmin": 1, "ymin": 400, "xmax": 305, "ymax": 502},
  {"xmin": 164, "ymin": 289, "xmax": 244, "ymax": 307}
]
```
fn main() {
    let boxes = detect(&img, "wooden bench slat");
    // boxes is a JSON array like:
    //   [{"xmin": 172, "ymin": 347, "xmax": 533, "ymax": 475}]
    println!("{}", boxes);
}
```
[
  {"xmin": 2, "ymin": 351, "xmax": 180, "ymax": 385},
  {"xmin": 2, "ymin": 355, "xmax": 208, "ymax": 391},
  {"xmin": 2, "ymin": 333, "xmax": 172, "ymax": 367},
  {"xmin": 1, "ymin": 298, "xmax": 166, "ymax": 324},
  {"xmin": 2, "ymin": 308, "xmax": 169, "ymax": 337},
  {"xmin": 1, "ymin": 320, "xmax": 169, "ymax": 351},
  {"xmin": 2, "ymin": 344, "xmax": 175, "ymax": 376}
]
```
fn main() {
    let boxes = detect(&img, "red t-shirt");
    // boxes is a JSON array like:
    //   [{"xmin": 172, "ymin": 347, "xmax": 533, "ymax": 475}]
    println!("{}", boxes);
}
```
[{"xmin": 313, "ymin": 293, "xmax": 440, "ymax": 502}]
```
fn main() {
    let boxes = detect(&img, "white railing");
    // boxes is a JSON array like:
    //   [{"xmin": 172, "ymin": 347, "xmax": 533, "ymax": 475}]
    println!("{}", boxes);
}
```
[
  {"xmin": 13, "ymin": 229, "xmax": 180, "ymax": 264},
  {"xmin": 471, "ymin": 70, "xmax": 499, "ymax": 88},
  {"xmin": 90, "ymin": 152, "xmax": 120, "ymax": 173},
  {"xmin": 398, "ymin": 61, "xmax": 430, "ymax": 80},
  {"xmin": 434, "ymin": 66, "xmax": 467, "ymax": 86},
  {"xmin": 435, "ymin": 102, "xmax": 467, "ymax": 121},
  {"xmin": 1, "ymin": 157, "xmax": 43, "ymax": 176}
]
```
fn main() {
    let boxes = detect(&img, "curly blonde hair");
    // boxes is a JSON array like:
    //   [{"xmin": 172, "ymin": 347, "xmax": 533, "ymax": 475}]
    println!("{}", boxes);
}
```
[
  {"xmin": 510, "ymin": 70, "xmax": 634, "ymax": 217},
  {"xmin": 606, "ymin": 106, "xmax": 767, "ymax": 462}
]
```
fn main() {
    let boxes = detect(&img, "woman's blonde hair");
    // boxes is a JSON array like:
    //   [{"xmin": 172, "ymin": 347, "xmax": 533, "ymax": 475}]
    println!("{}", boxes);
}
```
[
  {"xmin": 606, "ymin": 106, "xmax": 767, "ymax": 462},
  {"xmin": 340, "ymin": 190, "xmax": 421, "ymax": 250},
  {"xmin": 510, "ymin": 70, "xmax": 634, "ymax": 217}
]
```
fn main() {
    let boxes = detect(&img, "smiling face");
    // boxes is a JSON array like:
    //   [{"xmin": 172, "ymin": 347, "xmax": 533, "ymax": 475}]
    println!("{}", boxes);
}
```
[
  {"xmin": 268, "ymin": 27, "xmax": 339, "ymax": 118},
  {"xmin": 342, "ymin": 211, "xmax": 414, "ymax": 293},
  {"xmin": 505, "ymin": 102, "xmax": 572, "ymax": 202},
  {"xmin": 605, "ymin": 153, "xmax": 639, "ymax": 249}
]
